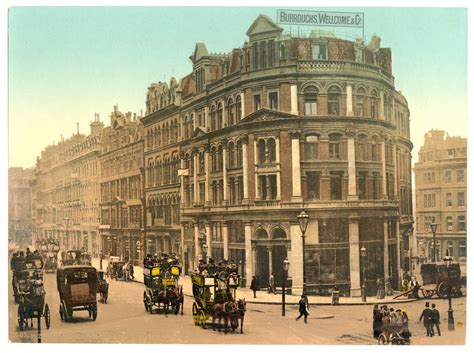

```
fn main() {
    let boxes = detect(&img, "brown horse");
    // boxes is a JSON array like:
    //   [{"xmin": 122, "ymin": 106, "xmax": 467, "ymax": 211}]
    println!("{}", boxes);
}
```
[
  {"xmin": 211, "ymin": 301, "xmax": 236, "ymax": 333},
  {"xmin": 156, "ymin": 289, "xmax": 171, "ymax": 314},
  {"xmin": 169, "ymin": 286, "xmax": 184, "ymax": 315},
  {"xmin": 230, "ymin": 298, "xmax": 246, "ymax": 334}
]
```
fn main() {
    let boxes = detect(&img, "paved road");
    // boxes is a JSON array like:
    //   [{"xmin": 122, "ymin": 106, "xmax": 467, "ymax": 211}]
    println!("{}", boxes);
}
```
[{"xmin": 8, "ymin": 271, "xmax": 466, "ymax": 344}]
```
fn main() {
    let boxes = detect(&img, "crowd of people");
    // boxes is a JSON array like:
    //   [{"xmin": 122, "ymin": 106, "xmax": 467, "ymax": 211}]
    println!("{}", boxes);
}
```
[
  {"xmin": 143, "ymin": 253, "xmax": 180, "ymax": 268},
  {"xmin": 193, "ymin": 258, "xmax": 238, "ymax": 278},
  {"xmin": 373, "ymin": 304, "xmax": 411, "ymax": 340},
  {"xmin": 11, "ymin": 248, "xmax": 43, "ymax": 270}
]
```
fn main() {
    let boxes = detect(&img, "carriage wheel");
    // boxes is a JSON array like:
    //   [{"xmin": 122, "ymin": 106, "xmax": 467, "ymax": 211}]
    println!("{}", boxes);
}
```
[
  {"xmin": 422, "ymin": 289, "xmax": 434, "ymax": 299},
  {"xmin": 103, "ymin": 290, "xmax": 108, "ymax": 304},
  {"xmin": 437, "ymin": 282, "xmax": 449, "ymax": 298},
  {"xmin": 92, "ymin": 304, "xmax": 98, "ymax": 321},
  {"xmin": 199, "ymin": 309, "xmax": 207, "ymax": 329},
  {"xmin": 378, "ymin": 333, "xmax": 388, "ymax": 345},
  {"xmin": 44, "ymin": 303, "xmax": 51, "ymax": 329},
  {"xmin": 59, "ymin": 303, "xmax": 64, "ymax": 321},
  {"xmin": 18, "ymin": 304, "xmax": 25, "ymax": 331},
  {"xmin": 143, "ymin": 291, "xmax": 148, "ymax": 312},
  {"xmin": 192, "ymin": 302, "xmax": 200, "ymax": 325}
]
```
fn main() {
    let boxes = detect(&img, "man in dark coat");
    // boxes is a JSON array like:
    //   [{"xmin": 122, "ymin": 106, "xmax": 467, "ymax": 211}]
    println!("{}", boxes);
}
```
[
  {"xmin": 419, "ymin": 302, "xmax": 434, "ymax": 337},
  {"xmin": 250, "ymin": 276, "xmax": 258, "ymax": 298},
  {"xmin": 431, "ymin": 303, "xmax": 441, "ymax": 336},
  {"xmin": 296, "ymin": 295, "xmax": 309, "ymax": 323},
  {"xmin": 373, "ymin": 304, "xmax": 383, "ymax": 338}
]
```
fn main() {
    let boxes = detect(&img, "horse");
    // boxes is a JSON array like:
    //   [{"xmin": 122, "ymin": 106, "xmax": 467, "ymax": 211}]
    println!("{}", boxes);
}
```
[
  {"xmin": 231, "ymin": 298, "xmax": 246, "ymax": 334},
  {"xmin": 211, "ymin": 301, "xmax": 236, "ymax": 333},
  {"xmin": 169, "ymin": 286, "xmax": 184, "ymax": 315},
  {"xmin": 156, "ymin": 289, "xmax": 171, "ymax": 315}
]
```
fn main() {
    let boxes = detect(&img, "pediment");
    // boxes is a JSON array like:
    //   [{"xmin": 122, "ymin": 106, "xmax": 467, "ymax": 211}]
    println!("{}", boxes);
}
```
[
  {"xmin": 246, "ymin": 14, "xmax": 283, "ymax": 37},
  {"xmin": 192, "ymin": 126, "xmax": 208, "ymax": 138},
  {"xmin": 240, "ymin": 109, "xmax": 300, "ymax": 123},
  {"xmin": 191, "ymin": 42, "xmax": 209, "ymax": 63}
]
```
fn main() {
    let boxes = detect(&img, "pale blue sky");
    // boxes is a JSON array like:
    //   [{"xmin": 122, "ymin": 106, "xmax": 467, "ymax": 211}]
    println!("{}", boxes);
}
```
[{"xmin": 8, "ymin": 6, "xmax": 467, "ymax": 168}]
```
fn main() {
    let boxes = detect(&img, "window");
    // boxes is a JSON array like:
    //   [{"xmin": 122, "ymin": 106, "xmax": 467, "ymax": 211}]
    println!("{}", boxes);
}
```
[
  {"xmin": 448, "ymin": 149, "xmax": 455, "ymax": 158},
  {"xmin": 447, "ymin": 216, "xmax": 453, "ymax": 231},
  {"xmin": 328, "ymin": 87, "xmax": 341, "ymax": 115},
  {"xmin": 258, "ymin": 175, "xmax": 277, "ymax": 200},
  {"xmin": 305, "ymin": 135, "xmax": 319, "ymax": 160},
  {"xmin": 267, "ymin": 138, "xmax": 276, "ymax": 163},
  {"xmin": 306, "ymin": 172, "xmax": 320, "ymax": 200},
  {"xmin": 304, "ymin": 86, "xmax": 318, "ymax": 116},
  {"xmin": 217, "ymin": 103, "xmax": 223, "ymax": 129},
  {"xmin": 457, "ymin": 192, "xmax": 465, "ymax": 206},
  {"xmin": 373, "ymin": 172, "xmax": 380, "ymax": 199},
  {"xmin": 269, "ymin": 91, "xmax": 279, "ymax": 110},
  {"xmin": 260, "ymin": 41, "xmax": 266, "ymax": 69},
  {"xmin": 199, "ymin": 152, "xmax": 205, "ymax": 175},
  {"xmin": 371, "ymin": 140, "xmax": 378, "ymax": 161},
  {"xmin": 458, "ymin": 216, "xmax": 466, "ymax": 231},
  {"xmin": 252, "ymin": 43, "xmax": 259, "ymax": 69},
  {"xmin": 446, "ymin": 193, "xmax": 452, "ymax": 207},
  {"xmin": 358, "ymin": 172, "xmax": 367, "ymax": 199},
  {"xmin": 236, "ymin": 140, "xmax": 243, "ymax": 167},
  {"xmin": 459, "ymin": 241, "xmax": 466, "ymax": 257},
  {"xmin": 199, "ymin": 182, "xmax": 205, "ymax": 203},
  {"xmin": 253, "ymin": 94, "xmax": 261, "ymax": 111},
  {"xmin": 445, "ymin": 170, "xmax": 451, "ymax": 183},
  {"xmin": 457, "ymin": 169, "xmax": 464, "ymax": 182},
  {"xmin": 312, "ymin": 43, "xmax": 327, "ymax": 60},
  {"xmin": 210, "ymin": 106, "xmax": 216, "ymax": 131},
  {"xmin": 279, "ymin": 43, "xmax": 286, "ymax": 60},
  {"xmin": 356, "ymin": 88, "xmax": 365, "ymax": 117},
  {"xmin": 329, "ymin": 134, "xmax": 341, "ymax": 159},
  {"xmin": 236, "ymin": 95, "xmax": 242, "ymax": 122},
  {"xmin": 227, "ymin": 99, "xmax": 234, "ymax": 126},
  {"xmin": 257, "ymin": 139, "xmax": 266, "ymax": 164},
  {"xmin": 269, "ymin": 40, "xmax": 276, "ymax": 66},
  {"xmin": 370, "ymin": 90, "xmax": 377, "ymax": 118},
  {"xmin": 357, "ymin": 135, "xmax": 368, "ymax": 160},
  {"xmin": 228, "ymin": 142, "xmax": 235, "ymax": 168},
  {"xmin": 330, "ymin": 172, "xmax": 343, "ymax": 200}
]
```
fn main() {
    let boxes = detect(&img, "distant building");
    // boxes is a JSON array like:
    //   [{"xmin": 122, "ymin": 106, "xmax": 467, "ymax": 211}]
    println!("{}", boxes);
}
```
[
  {"xmin": 9, "ymin": 167, "xmax": 33, "ymax": 245},
  {"xmin": 142, "ymin": 14, "xmax": 414, "ymax": 296},
  {"xmin": 414, "ymin": 130, "xmax": 467, "ymax": 262},
  {"xmin": 98, "ymin": 106, "xmax": 144, "ymax": 262},
  {"xmin": 31, "ymin": 119, "xmax": 103, "ymax": 255}
]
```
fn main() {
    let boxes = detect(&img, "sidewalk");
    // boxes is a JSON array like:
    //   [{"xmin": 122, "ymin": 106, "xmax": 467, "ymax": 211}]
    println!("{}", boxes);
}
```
[{"xmin": 91, "ymin": 259, "xmax": 418, "ymax": 306}]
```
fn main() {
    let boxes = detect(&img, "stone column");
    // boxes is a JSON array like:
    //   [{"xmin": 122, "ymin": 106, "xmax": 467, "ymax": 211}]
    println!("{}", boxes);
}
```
[
  {"xmin": 276, "ymin": 172, "xmax": 281, "ymax": 200},
  {"xmin": 383, "ymin": 219, "xmax": 390, "ymax": 292},
  {"xmin": 193, "ymin": 153, "xmax": 198, "ymax": 202},
  {"xmin": 222, "ymin": 222, "xmax": 229, "ymax": 260},
  {"xmin": 346, "ymin": 84, "xmax": 354, "ymax": 116},
  {"xmin": 240, "ymin": 92, "xmax": 245, "ymax": 118},
  {"xmin": 290, "ymin": 223, "xmax": 303, "ymax": 295},
  {"xmin": 290, "ymin": 84, "xmax": 298, "ymax": 115},
  {"xmin": 205, "ymin": 223, "xmax": 211, "ymax": 257},
  {"xmin": 349, "ymin": 219, "xmax": 361, "ymax": 297},
  {"xmin": 290, "ymin": 130, "xmax": 302, "ymax": 202},
  {"xmin": 179, "ymin": 156, "xmax": 185, "ymax": 206},
  {"xmin": 268, "ymin": 246, "xmax": 273, "ymax": 276},
  {"xmin": 205, "ymin": 148, "xmax": 210, "ymax": 206},
  {"xmin": 222, "ymin": 143, "xmax": 228, "ymax": 204},
  {"xmin": 204, "ymin": 106, "xmax": 209, "ymax": 129},
  {"xmin": 395, "ymin": 219, "xmax": 401, "ymax": 286},
  {"xmin": 347, "ymin": 130, "xmax": 358, "ymax": 201},
  {"xmin": 381, "ymin": 139, "xmax": 387, "ymax": 199},
  {"xmin": 393, "ymin": 145, "xmax": 399, "ymax": 197},
  {"xmin": 244, "ymin": 223, "xmax": 253, "ymax": 281},
  {"xmin": 180, "ymin": 225, "xmax": 185, "ymax": 271},
  {"xmin": 242, "ymin": 137, "xmax": 249, "ymax": 203},
  {"xmin": 275, "ymin": 136, "xmax": 281, "ymax": 164},
  {"xmin": 194, "ymin": 223, "xmax": 200, "ymax": 263}
]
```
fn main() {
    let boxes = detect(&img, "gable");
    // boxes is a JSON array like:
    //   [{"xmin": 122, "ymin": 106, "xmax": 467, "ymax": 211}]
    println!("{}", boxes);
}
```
[
  {"xmin": 240, "ymin": 108, "xmax": 299, "ymax": 123},
  {"xmin": 192, "ymin": 126, "xmax": 208, "ymax": 138},
  {"xmin": 246, "ymin": 14, "xmax": 283, "ymax": 37}
]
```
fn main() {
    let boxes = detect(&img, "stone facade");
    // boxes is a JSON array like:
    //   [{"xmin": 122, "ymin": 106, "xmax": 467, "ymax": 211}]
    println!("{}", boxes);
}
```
[
  {"xmin": 31, "ymin": 120, "xmax": 103, "ymax": 256},
  {"xmin": 9, "ymin": 167, "xmax": 33, "ymax": 245},
  {"xmin": 142, "ymin": 14, "xmax": 413, "ymax": 297},
  {"xmin": 414, "ymin": 130, "xmax": 467, "ymax": 262},
  {"xmin": 98, "ymin": 106, "xmax": 144, "ymax": 263}
]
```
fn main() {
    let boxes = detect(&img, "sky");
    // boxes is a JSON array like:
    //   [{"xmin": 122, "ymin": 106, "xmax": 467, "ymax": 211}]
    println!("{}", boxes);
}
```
[{"xmin": 7, "ymin": 6, "xmax": 468, "ymax": 170}]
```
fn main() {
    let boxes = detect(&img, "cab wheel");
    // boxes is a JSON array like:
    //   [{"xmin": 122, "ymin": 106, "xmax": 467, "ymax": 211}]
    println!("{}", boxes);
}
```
[
  {"xmin": 44, "ymin": 303, "xmax": 51, "ymax": 329},
  {"xmin": 199, "ymin": 309, "xmax": 207, "ymax": 329},
  {"xmin": 92, "ymin": 304, "xmax": 98, "ymax": 321},
  {"xmin": 192, "ymin": 302, "xmax": 200, "ymax": 325},
  {"xmin": 18, "ymin": 304, "xmax": 25, "ymax": 331}
]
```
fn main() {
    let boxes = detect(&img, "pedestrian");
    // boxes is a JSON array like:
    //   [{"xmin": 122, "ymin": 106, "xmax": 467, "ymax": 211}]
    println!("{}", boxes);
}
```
[
  {"xmin": 431, "ymin": 303, "xmax": 441, "ymax": 336},
  {"xmin": 373, "ymin": 305, "xmax": 383, "ymax": 338},
  {"xmin": 419, "ymin": 302, "xmax": 434, "ymax": 337},
  {"xmin": 408, "ymin": 276, "xmax": 420, "ymax": 299},
  {"xmin": 296, "ymin": 295, "xmax": 309, "ymax": 323},
  {"xmin": 99, "ymin": 251, "xmax": 103, "ymax": 270},
  {"xmin": 376, "ymin": 278, "xmax": 385, "ymax": 299},
  {"xmin": 394, "ymin": 309, "xmax": 403, "ymax": 325},
  {"xmin": 268, "ymin": 273, "xmax": 276, "ymax": 295},
  {"xmin": 250, "ymin": 276, "xmax": 258, "ymax": 298}
]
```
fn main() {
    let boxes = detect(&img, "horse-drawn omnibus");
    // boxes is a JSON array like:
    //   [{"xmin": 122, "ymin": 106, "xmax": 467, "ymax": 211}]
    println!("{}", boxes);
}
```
[
  {"xmin": 142, "ymin": 256, "xmax": 183, "ymax": 315},
  {"xmin": 419, "ymin": 261, "xmax": 463, "ymax": 298}
]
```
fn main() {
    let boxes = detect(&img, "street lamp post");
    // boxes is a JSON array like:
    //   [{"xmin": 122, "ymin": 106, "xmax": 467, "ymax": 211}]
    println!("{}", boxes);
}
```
[
  {"xmin": 360, "ymin": 246, "xmax": 367, "ymax": 302},
  {"xmin": 282, "ymin": 258, "xmax": 290, "ymax": 316},
  {"xmin": 64, "ymin": 217, "xmax": 70, "ymax": 251},
  {"xmin": 444, "ymin": 250, "xmax": 455, "ymax": 331},
  {"xmin": 430, "ymin": 222, "xmax": 438, "ymax": 262},
  {"xmin": 202, "ymin": 243, "xmax": 208, "ymax": 263},
  {"xmin": 297, "ymin": 210, "xmax": 309, "ymax": 295}
]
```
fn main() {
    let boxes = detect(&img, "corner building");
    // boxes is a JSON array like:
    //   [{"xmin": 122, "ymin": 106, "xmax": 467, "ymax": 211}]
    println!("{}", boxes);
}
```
[
  {"xmin": 414, "ymin": 130, "xmax": 467, "ymax": 262},
  {"xmin": 143, "ymin": 15, "xmax": 413, "ymax": 297}
]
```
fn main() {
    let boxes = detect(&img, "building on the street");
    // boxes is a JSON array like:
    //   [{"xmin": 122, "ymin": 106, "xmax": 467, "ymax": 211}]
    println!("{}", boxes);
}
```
[
  {"xmin": 414, "ymin": 130, "xmax": 467, "ymax": 262},
  {"xmin": 141, "ymin": 80, "xmax": 182, "ymax": 259},
  {"xmin": 31, "ymin": 119, "xmax": 103, "ymax": 256},
  {"xmin": 98, "ymin": 106, "xmax": 145, "ymax": 263},
  {"xmin": 142, "ymin": 14, "xmax": 413, "ymax": 297},
  {"xmin": 9, "ymin": 167, "xmax": 33, "ymax": 245}
]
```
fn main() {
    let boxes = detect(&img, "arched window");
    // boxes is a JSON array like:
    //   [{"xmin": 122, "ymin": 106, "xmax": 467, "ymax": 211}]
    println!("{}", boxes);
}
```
[
  {"xmin": 271, "ymin": 228, "xmax": 286, "ymax": 239},
  {"xmin": 210, "ymin": 106, "xmax": 216, "ymax": 131},
  {"xmin": 189, "ymin": 113, "xmax": 194, "ymax": 138},
  {"xmin": 328, "ymin": 86, "xmax": 341, "ymax": 116},
  {"xmin": 227, "ymin": 98, "xmax": 234, "ymax": 126},
  {"xmin": 236, "ymin": 95, "xmax": 242, "ymax": 122},
  {"xmin": 211, "ymin": 147, "xmax": 217, "ymax": 172},
  {"xmin": 199, "ymin": 152, "xmax": 205, "ymax": 175},
  {"xmin": 267, "ymin": 138, "xmax": 276, "ymax": 163},
  {"xmin": 371, "ymin": 136, "xmax": 379, "ymax": 161},
  {"xmin": 356, "ymin": 88, "xmax": 365, "ymax": 117},
  {"xmin": 257, "ymin": 139, "xmax": 266, "ymax": 164},
  {"xmin": 184, "ymin": 116, "xmax": 189, "ymax": 140},
  {"xmin": 237, "ymin": 140, "xmax": 243, "ymax": 167},
  {"xmin": 329, "ymin": 133, "xmax": 342, "ymax": 159},
  {"xmin": 255, "ymin": 228, "xmax": 268, "ymax": 239},
  {"xmin": 370, "ymin": 90, "xmax": 377, "ymax": 119},
  {"xmin": 304, "ymin": 86, "xmax": 318, "ymax": 116},
  {"xmin": 217, "ymin": 102, "xmax": 223, "ymax": 129},
  {"xmin": 217, "ymin": 145, "xmax": 224, "ymax": 171},
  {"xmin": 357, "ymin": 135, "xmax": 368, "ymax": 161},
  {"xmin": 228, "ymin": 141, "xmax": 235, "ymax": 168},
  {"xmin": 305, "ymin": 135, "xmax": 319, "ymax": 159}
]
